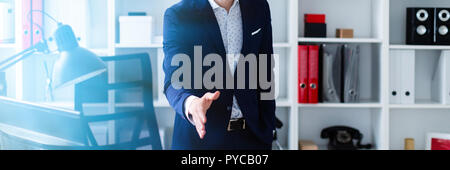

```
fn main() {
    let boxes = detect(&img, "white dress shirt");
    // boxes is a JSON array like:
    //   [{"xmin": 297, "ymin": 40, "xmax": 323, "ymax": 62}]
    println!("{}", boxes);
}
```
[{"xmin": 185, "ymin": 0, "xmax": 244, "ymax": 123}]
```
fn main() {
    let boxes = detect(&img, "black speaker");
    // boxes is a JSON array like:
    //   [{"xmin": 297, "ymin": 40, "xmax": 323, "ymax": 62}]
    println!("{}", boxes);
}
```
[
  {"xmin": 0, "ymin": 72, "xmax": 6, "ymax": 96},
  {"xmin": 436, "ymin": 8, "xmax": 450, "ymax": 45},
  {"xmin": 407, "ymin": 8, "xmax": 435, "ymax": 45}
]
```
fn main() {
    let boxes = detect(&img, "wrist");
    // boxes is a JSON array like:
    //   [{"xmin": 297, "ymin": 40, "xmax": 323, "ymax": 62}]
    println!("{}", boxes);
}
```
[{"xmin": 184, "ymin": 96, "xmax": 199, "ymax": 125}]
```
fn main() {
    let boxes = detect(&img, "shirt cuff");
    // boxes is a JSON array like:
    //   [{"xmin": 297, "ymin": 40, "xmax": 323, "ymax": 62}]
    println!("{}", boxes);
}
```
[{"xmin": 184, "ymin": 95, "xmax": 199, "ymax": 125}]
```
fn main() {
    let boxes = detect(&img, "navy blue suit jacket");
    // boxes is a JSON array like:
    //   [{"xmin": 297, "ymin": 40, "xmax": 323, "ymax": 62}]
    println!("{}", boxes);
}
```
[{"xmin": 163, "ymin": 0, "xmax": 275, "ymax": 149}]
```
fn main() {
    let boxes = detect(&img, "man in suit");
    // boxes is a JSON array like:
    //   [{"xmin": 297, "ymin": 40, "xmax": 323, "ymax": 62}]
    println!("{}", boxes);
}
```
[{"xmin": 163, "ymin": 0, "xmax": 275, "ymax": 150}]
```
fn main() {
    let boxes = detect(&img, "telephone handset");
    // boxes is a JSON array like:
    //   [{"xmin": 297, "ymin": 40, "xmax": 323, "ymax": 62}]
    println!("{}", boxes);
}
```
[{"xmin": 321, "ymin": 126, "xmax": 372, "ymax": 150}]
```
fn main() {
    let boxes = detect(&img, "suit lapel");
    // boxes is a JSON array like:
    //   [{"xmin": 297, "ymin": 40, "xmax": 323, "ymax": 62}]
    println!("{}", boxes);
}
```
[
  {"xmin": 197, "ymin": 0, "xmax": 226, "ymax": 55},
  {"xmin": 239, "ymin": 0, "xmax": 252, "ymax": 55}
]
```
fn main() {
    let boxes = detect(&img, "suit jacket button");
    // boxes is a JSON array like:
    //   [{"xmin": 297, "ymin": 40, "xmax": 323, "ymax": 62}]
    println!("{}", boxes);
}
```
[{"xmin": 227, "ymin": 106, "xmax": 232, "ymax": 111}]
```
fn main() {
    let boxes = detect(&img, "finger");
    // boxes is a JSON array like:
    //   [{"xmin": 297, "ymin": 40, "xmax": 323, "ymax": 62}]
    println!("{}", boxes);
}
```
[
  {"xmin": 202, "ymin": 97, "xmax": 215, "ymax": 112},
  {"xmin": 197, "ymin": 110, "xmax": 207, "ymax": 124},
  {"xmin": 196, "ymin": 125, "xmax": 204, "ymax": 139},
  {"xmin": 203, "ymin": 91, "xmax": 221, "ymax": 101},
  {"xmin": 199, "ymin": 124, "xmax": 206, "ymax": 139},
  {"xmin": 211, "ymin": 91, "xmax": 220, "ymax": 100},
  {"xmin": 202, "ymin": 92, "xmax": 214, "ymax": 100},
  {"xmin": 193, "ymin": 115, "xmax": 203, "ymax": 130},
  {"xmin": 197, "ymin": 123, "xmax": 206, "ymax": 139},
  {"xmin": 193, "ymin": 116, "xmax": 205, "ymax": 139}
]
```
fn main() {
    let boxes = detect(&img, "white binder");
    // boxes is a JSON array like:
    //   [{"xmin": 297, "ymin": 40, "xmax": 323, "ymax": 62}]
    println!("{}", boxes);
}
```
[
  {"xmin": 400, "ymin": 50, "xmax": 416, "ymax": 104},
  {"xmin": 390, "ymin": 50, "xmax": 415, "ymax": 104},
  {"xmin": 389, "ymin": 50, "xmax": 402, "ymax": 104},
  {"xmin": 431, "ymin": 50, "xmax": 450, "ymax": 104}
]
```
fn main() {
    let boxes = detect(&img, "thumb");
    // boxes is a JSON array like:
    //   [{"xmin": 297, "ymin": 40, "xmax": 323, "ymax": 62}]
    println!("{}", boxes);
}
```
[{"xmin": 204, "ymin": 91, "xmax": 221, "ymax": 101}]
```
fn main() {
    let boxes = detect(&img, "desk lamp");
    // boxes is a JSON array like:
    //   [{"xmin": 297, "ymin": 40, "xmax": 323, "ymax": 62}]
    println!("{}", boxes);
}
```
[{"xmin": 0, "ymin": 24, "xmax": 107, "ymax": 90}]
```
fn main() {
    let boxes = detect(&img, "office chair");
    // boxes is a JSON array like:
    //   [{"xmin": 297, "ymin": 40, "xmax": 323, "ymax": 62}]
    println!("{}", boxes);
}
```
[{"xmin": 73, "ymin": 53, "xmax": 162, "ymax": 150}]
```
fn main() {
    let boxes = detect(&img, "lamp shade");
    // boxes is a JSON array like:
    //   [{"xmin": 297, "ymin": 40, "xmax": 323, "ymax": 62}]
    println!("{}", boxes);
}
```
[
  {"xmin": 52, "ymin": 47, "xmax": 107, "ymax": 89},
  {"xmin": 51, "ymin": 25, "xmax": 106, "ymax": 89}
]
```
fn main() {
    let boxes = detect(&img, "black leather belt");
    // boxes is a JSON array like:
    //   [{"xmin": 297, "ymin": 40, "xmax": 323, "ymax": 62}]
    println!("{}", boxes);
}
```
[{"xmin": 227, "ymin": 118, "xmax": 246, "ymax": 132}]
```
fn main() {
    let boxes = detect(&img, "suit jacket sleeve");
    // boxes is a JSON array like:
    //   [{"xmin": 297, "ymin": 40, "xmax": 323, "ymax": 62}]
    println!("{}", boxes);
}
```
[
  {"xmin": 258, "ymin": 1, "xmax": 276, "ymax": 129},
  {"xmin": 163, "ymin": 8, "xmax": 195, "ymax": 122}
]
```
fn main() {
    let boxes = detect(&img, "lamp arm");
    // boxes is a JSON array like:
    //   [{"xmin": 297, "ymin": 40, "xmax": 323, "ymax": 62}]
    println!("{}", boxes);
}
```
[
  {"xmin": 0, "ymin": 41, "xmax": 49, "ymax": 72},
  {"xmin": 0, "ymin": 48, "xmax": 37, "ymax": 72}
]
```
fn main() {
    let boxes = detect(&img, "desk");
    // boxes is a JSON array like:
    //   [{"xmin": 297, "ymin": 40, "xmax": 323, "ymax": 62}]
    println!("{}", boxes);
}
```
[
  {"xmin": 0, "ymin": 96, "xmax": 86, "ymax": 149},
  {"xmin": 0, "ymin": 123, "xmax": 84, "ymax": 150}
]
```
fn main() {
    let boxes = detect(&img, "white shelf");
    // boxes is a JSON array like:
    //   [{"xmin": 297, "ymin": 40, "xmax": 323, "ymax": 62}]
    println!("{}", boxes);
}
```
[
  {"xmin": 299, "ymin": 102, "xmax": 382, "ymax": 109},
  {"xmin": 390, "ymin": 44, "xmax": 450, "ymax": 50},
  {"xmin": 115, "ymin": 43, "xmax": 163, "ymax": 48},
  {"xmin": 390, "ymin": 100, "xmax": 450, "ymax": 109},
  {"xmin": 276, "ymin": 99, "xmax": 291, "ymax": 107},
  {"xmin": 390, "ymin": 104, "xmax": 450, "ymax": 109},
  {"xmin": 154, "ymin": 99, "xmax": 171, "ymax": 108},
  {"xmin": 0, "ymin": 43, "xmax": 16, "ymax": 48},
  {"xmin": 273, "ymin": 43, "xmax": 292, "ymax": 48},
  {"xmin": 314, "ymin": 145, "xmax": 376, "ymax": 150},
  {"xmin": 298, "ymin": 37, "xmax": 382, "ymax": 43}
]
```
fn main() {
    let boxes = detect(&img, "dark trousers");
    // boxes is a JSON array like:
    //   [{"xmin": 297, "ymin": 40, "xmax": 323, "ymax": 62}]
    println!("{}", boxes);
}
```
[
  {"xmin": 225, "ymin": 129, "xmax": 272, "ymax": 150},
  {"xmin": 171, "ymin": 116, "xmax": 272, "ymax": 150}
]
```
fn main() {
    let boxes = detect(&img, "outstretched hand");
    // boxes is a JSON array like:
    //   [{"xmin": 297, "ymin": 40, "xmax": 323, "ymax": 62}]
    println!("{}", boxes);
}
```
[{"xmin": 188, "ymin": 91, "xmax": 221, "ymax": 139}]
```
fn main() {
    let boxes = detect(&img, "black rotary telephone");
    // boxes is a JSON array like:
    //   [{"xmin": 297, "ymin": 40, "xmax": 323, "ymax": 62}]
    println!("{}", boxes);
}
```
[{"xmin": 321, "ymin": 126, "xmax": 372, "ymax": 150}]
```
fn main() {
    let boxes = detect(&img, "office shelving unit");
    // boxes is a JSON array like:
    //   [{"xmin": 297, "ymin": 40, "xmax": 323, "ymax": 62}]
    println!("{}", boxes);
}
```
[
  {"xmin": 298, "ymin": 37, "xmax": 383, "ymax": 44},
  {"xmin": 388, "ymin": 0, "xmax": 450, "ymax": 150},
  {"xmin": 294, "ymin": 0, "xmax": 388, "ymax": 150},
  {"xmin": 289, "ymin": 0, "xmax": 449, "ymax": 150},
  {"xmin": 0, "ymin": 0, "xmax": 22, "ymax": 100},
  {"xmin": 1, "ymin": 0, "xmax": 449, "ymax": 150}
]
